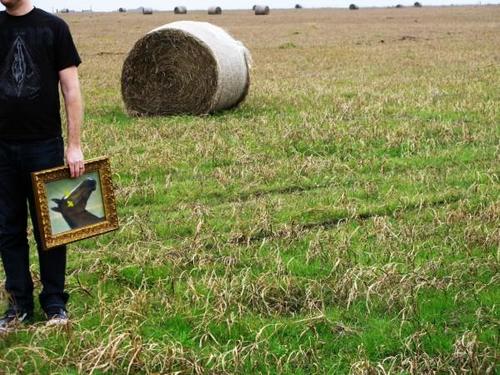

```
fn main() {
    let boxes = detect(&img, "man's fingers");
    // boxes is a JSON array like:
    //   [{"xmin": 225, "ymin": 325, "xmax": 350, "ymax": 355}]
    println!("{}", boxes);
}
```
[
  {"xmin": 69, "ymin": 163, "xmax": 77, "ymax": 178},
  {"xmin": 66, "ymin": 145, "xmax": 85, "ymax": 178},
  {"xmin": 69, "ymin": 162, "xmax": 85, "ymax": 178}
]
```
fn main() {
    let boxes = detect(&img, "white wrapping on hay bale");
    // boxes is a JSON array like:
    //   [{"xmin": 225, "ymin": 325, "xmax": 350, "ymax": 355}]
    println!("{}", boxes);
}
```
[
  {"xmin": 254, "ymin": 5, "xmax": 270, "ymax": 15},
  {"xmin": 121, "ymin": 21, "xmax": 252, "ymax": 116},
  {"xmin": 208, "ymin": 6, "xmax": 222, "ymax": 15},
  {"xmin": 174, "ymin": 6, "xmax": 187, "ymax": 14}
]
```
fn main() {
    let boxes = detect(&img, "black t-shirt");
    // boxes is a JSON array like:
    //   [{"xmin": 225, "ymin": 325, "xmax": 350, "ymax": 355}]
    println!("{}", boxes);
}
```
[{"xmin": 0, "ymin": 7, "xmax": 81, "ymax": 141}]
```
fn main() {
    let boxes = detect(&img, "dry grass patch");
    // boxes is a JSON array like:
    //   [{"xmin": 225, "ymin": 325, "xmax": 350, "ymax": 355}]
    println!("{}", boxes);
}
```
[{"xmin": 0, "ymin": 5, "xmax": 498, "ymax": 374}]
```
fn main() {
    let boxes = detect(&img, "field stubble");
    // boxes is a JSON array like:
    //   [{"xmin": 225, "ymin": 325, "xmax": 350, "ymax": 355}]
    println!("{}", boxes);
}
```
[{"xmin": 0, "ymin": 6, "xmax": 499, "ymax": 374}]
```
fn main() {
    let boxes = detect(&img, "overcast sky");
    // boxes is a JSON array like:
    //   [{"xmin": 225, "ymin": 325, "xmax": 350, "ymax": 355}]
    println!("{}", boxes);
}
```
[{"xmin": 2, "ymin": 0, "xmax": 498, "ymax": 12}]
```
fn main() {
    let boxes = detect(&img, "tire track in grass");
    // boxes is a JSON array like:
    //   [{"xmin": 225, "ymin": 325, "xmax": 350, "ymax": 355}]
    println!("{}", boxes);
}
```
[{"xmin": 228, "ymin": 192, "xmax": 464, "ymax": 245}]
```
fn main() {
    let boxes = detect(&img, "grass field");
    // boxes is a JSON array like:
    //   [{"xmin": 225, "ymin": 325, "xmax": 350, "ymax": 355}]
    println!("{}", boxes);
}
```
[{"xmin": 0, "ymin": 6, "xmax": 499, "ymax": 374}]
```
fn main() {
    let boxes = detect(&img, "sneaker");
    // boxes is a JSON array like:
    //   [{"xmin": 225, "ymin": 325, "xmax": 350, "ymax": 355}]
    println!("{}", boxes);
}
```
[
  {"xmin": 0, "ymin": 307, "xmax": 33, "ymax": 333},
  {"xmin": 46, "ymin": 308, "xmax": 69, "ymax": 327}
]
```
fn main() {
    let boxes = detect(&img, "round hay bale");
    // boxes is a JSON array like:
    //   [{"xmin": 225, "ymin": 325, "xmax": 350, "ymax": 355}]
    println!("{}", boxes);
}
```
[
  {"xmin": 349, "ymin": 4, "xmax": 359, "ymax": 10},
  {"xmin": 121, "ymin": 21, "xmax": 252, "ymax": 116},
  {"xmin": 254, "ymin": 5, "xmax": 270, "ymax": 15},
  {"xmin": 142, "ymin": 7, "xmax": 153, "ymax": 14},
  {"xmin": 208, "ymin": 6, "xmax": 222, "ymax": 15},
  {"xmin": 295, "ymin": 4, "xmax": 303, "ymax": 9},
  {"xmin": 414, "ymin": 2, "xmax": 422, "ymax": 7},
  {"xmin": 118, "ymin": 7, "xmax": 127, "ymax": 13},
  {"xmin": 174, "ymin": 6, "xmax": 187, "ymax": 14}
]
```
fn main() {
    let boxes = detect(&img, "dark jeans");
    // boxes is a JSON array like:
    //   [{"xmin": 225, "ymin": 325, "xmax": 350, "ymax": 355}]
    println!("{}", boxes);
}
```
[{"xmin": 0, "ymin": 137, "xmax": 68, "ymax": 313}]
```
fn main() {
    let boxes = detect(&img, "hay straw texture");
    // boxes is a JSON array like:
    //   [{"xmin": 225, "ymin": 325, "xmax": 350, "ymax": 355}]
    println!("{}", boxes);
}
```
[
  {"xmin": 208, "ymin": 6, "xmax": 222, "ymax": 15},
  {"xmin": 254, "ymin": 5, "xmax": 270, "ymax": 15},
  {"xmin": 174, "ymin": 6, "xmax": 187, "ymax": 14},
  {"xmin": 121, "ymin": 21, "xmax": 252, "ymax": 116}
]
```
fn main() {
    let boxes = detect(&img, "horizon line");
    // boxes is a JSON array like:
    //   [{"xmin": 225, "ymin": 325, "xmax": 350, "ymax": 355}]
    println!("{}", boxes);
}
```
[{"xmin": 48, "ymin": 2, "xmax": 500, "ymax": 12}]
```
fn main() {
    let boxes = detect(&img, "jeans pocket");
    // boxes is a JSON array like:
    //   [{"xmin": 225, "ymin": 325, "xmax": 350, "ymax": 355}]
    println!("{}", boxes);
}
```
[{"xmin": 24, "ymin": 138, "xmax": 65, "ymax": 172}]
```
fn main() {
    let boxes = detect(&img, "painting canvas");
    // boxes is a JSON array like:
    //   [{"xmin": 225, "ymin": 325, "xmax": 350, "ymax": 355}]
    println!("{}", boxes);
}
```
[
  {"xmin": 46, "ymin": 171, "xmax": 106, "ymax": 235},
  {"xmin": 31, "ymin": 157, "xmax": 119, "ymax": 250}
]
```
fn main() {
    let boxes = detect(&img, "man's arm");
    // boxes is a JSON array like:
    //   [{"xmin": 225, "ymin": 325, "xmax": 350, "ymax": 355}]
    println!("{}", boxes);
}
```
[{"xmin": 59, "ymin": 66, "xmax": 84, "ymax": 178}]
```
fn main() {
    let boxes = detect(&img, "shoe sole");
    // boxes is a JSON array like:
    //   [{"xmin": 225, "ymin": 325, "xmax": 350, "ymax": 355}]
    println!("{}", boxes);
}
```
[
  {"xmin": 0, "ymin": 327, "xmax": 13, "ymax": 335},
  {"xmin": 46, "ymin": 318, "xmax": 70, "ymax": 327},
  {"xmin": 0, "ymin": 313, "xmax": 33, "ymax": 334}
]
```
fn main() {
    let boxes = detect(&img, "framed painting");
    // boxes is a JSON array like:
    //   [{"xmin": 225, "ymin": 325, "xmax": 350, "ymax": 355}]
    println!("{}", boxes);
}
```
[{"xmin": 31, "ymin": 156, "xmax": 119, "ymax": 250}]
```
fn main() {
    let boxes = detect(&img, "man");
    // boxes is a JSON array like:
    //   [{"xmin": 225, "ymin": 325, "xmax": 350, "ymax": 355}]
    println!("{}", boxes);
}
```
[{"xmin": 0, "ymin": 0, "xmax": 84, "ymax": 331}]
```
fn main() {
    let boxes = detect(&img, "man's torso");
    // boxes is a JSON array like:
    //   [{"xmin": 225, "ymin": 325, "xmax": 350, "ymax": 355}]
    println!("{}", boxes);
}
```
[{"xmin": 0, "ymin": 8, "xmax": 80, "ymax": 141}]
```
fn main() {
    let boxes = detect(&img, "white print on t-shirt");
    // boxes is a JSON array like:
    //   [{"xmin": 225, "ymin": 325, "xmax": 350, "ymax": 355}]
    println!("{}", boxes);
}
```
[
  {"xmin": 0, "ymin": 35, "xmax": 41, "ymax": 100},
  {"xmin": 12, "ymin": 37, "xmax": 27, "ymax": 96}
]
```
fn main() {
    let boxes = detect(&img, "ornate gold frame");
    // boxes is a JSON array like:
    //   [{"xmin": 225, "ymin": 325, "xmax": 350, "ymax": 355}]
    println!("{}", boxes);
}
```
[{"xmin": 31, "ymin": 156, "xmax": 119, "ymax": 250}]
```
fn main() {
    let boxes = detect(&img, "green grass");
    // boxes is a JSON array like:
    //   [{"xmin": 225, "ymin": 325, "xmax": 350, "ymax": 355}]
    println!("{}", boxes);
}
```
[{"xmin": 1, "ymin": 7, "xmax": 499, "ymax": 374}]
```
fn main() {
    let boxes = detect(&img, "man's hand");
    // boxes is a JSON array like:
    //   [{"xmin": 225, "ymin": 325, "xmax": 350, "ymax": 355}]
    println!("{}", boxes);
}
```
[{"xmin": 66, "ymin": 144, "xmax": 84, "ymax": 178}]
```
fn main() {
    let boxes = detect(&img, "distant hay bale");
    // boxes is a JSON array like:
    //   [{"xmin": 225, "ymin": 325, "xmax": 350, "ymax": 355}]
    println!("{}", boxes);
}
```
[
  {"xmin": 395, "ymin": 4, "xmax": 404, "ymax": 8},
  {"xmin": 142, "ymin": 7, "xmax": 153, "ymax": 14},
  {"xmin": 254, "ymin": 5, "xmax": 270, "ymax": 15},
  {"xmin": 295, "ymin": 4, "xmax": 303, "ymax": 9},
  {"xmin": 208, "ymin": 6, "xmax": 222, "ymax": 15},
  {"xmin": 414, "ymin": 2, "xmax": 423, "ymax": 7},
  {"xmin": 121, "ymin": 21, "xmax": 252, "ymax": 116},
  {"xmin": 349, "ymin": 4, "xmax": 359, "ymax": 10},
  {"xmin": 118, "ymin": 7, "xmax": 127, "ymax": 12},
  {"xmin": 174, "ymin": 6, "xmax": 187, "ymax": 14}
]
